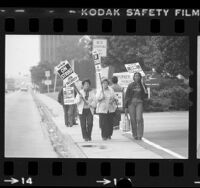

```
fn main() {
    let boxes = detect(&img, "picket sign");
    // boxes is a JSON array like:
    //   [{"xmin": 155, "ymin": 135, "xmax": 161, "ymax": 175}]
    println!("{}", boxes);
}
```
[
  {"xmin": 125, "ymin": 62, "xmax": 145, "ymax": 76},
  {"xmin": 55, "ymin": 60, "xmax": 88, "ymax": 104},
  {"xmin": 114, "ymin": 92, "xmax": 123, "ymax": 108},
  {"xmin": 55, "ymin": 60, "xmax": 79, "ymax": 87},
  {"xmin": 93, "ymin": 39, "xmax": 107, "ymax": 57},
  {"xmin": 63, "ymin": 86, "xmax": 75, "ymax": 105},
  {"xmin": 92, "ymin": 50, "xmax": 104, "ymax": 94}
]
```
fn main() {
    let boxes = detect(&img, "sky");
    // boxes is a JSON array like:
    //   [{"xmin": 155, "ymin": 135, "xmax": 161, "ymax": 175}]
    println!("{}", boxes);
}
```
[{"xmin": 6, "ymin": 35, "xmax": 40, "ymax": 78}]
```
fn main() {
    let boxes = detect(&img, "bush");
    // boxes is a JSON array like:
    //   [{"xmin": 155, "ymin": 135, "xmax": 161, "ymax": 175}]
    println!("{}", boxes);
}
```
[{"xmin": 144, "ymin": 83, "xmax": 190, "ymax": 112}]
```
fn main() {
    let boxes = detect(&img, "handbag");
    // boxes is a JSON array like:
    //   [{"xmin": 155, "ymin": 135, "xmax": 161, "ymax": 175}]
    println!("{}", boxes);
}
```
[{"xmin": 122, "ymin": 113, "xmax": 131, "ymax": 132}]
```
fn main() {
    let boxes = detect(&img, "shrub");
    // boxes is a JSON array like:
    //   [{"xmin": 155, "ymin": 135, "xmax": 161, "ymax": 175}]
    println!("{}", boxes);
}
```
[{"xmin": 144, "ymin": 84, "xmax": 190, "ymax": 112}]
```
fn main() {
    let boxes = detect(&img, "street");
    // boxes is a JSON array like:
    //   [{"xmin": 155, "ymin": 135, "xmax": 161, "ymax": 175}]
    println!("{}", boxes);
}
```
[
  {"xmin": 4, "ymin": 91, "xmax": 188, "ymax": 159},
  {"xmin": 5, "ymin": 90, "xmax": 57, "ymax": 158}
]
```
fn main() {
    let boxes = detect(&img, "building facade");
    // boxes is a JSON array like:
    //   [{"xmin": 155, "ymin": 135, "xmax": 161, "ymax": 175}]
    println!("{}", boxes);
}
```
[
  {"xmin": 40, "ymin": 35, "xmax": 64, "ymax": 63},
  {"xmin": 40, "ymin": 35, "xmax": 96, "ymax": 88}
]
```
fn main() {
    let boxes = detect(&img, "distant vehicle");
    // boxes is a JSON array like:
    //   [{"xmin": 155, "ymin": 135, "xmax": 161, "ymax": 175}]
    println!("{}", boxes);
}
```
[
  {"xmin": 20, "ymin": 87, "xmax": 28, "ymax": 92},
  {"xmin": 6, "ymin": 78, "xmax": 15, "ymax": 92}
]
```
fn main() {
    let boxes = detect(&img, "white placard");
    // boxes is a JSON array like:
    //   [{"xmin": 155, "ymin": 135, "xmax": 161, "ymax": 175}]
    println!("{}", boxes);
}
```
[
  {"xmin": 63, "ymin": 86, "xmax": 75, "ymax": 105},
  {"xmin": 93, "ymin": 39, "xmax": 107, "ymax": 57},
  {"xmin": 113, "ymin": 72, "xmax": 134, "ymax": 88},
  {"xmin": 92, "ymin": 50, "xmax": 101, "ymax": 65},
  {"xmin": 115, "ymin": 92, "xmax": 123, "ymax": 108},
  {"xmin": 95, "ymin": 64, "xmax": 102, "ymax": 73},
  {"xmin": 125, "ymin": 62, "xmax": 145, "ymax": 76},
  {"xmin": 55, "ymin": 60, "xmax": 79, "ymax": 87}
]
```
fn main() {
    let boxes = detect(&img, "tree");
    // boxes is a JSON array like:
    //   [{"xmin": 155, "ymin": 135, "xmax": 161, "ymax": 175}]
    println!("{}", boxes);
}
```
[
  {"xmin": 30, "ymin": 61, "xmax": 57, "ymax": 92},
  {"xmin": 84, "ymin": 36, "xmax": 190, "ymax": 78},
  {"xmin": 155, "ymin": 36, "xmax": 190, "ymax": 78}
]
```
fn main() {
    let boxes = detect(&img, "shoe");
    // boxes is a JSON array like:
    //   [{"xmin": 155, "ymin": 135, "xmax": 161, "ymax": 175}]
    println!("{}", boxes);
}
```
[
  {"xmin": 137, "ymin": 137, "xmax": 142, "ymax": 140},
  {"xmin": 73, "ymin": 122, "xmax": 78, "ymax": 125},
  {"xmin": 113, "ymin": 126, "xmax": 119, "ymax": 130},
  {"xmin": 84, "ymin": 138, "xmax": 89, "ymax": 142},
  {"xmin": 102, "ymin": 137, "xmax": 107, "ymax": 141},
  {"xmin": 88, "ymin": 137, "xmax": 92, "ymax": 141},
  {"xmin": 108, "ymin": 136, "xmax": 111, "ymax": 139}
]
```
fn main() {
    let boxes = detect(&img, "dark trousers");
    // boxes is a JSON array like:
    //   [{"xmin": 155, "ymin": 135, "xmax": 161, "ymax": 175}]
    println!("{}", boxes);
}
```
[
  {"xmin": 113, "ymin": 108, "xmax": 121, "ymax": 127},
  {"xmin": 79, "ymin": 109, "xmax": 93, "ymax": 140},
  {"xmin": 63, "ymin": 105, "xmax": 74, "ymax": 126},
  {"xmin": 128, "ymin": 102, "xmax": 144, "ymax": 138},
  {"xmin": 99, "ymin": 112, "xmax": 114, "ymax": 139}
]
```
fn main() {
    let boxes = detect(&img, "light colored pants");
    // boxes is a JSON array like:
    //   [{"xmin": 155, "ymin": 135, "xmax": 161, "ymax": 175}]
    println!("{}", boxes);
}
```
[{"xmin": 128, "ymin": 101, "xmax": 144, "ymax": 138}]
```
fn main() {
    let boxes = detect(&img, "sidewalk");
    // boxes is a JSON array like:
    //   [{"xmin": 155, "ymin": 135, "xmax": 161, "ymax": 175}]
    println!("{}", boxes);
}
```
[{"xmin": 35, "ymin": 93, "xmax": 163, "ymax": 159}]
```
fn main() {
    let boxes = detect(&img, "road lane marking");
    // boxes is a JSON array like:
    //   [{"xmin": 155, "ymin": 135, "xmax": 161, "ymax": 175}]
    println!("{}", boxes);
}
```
[
  {"xmin": 94, "ymin": 115, "xmax": 186, "ymax": 159},
  {"xmin": 126, "ymin": 131, "xmax": 186, "ymax": 159}
]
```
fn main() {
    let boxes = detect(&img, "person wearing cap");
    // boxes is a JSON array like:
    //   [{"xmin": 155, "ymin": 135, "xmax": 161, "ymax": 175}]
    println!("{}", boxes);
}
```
[
  {"xmin": 111, "ymin": 76, "xmax": 124, "ymax": 130},
  {"xmin": 96, "ymin": 78, "xmax": 117, "ymax": 140},
  {"xmin": 124, "ymin": 72, "xmax": 148, "ymax": 140},
  {"xmin": 75, "ymin": 79, "xmax": 96, "ymax": 141}
]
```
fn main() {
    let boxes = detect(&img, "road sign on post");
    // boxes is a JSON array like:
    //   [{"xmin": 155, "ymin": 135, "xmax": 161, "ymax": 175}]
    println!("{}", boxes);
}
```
[
  {"xmin": 44, "ymin": 79, "xmax": 52, "ymax": 93},
  {"xmin": 93, "ymin": 39, "xmax": 107, "ymax": 57},
  {"xmin": 45, "ymin": 71, "xmax": 50, "ymax": 78}
]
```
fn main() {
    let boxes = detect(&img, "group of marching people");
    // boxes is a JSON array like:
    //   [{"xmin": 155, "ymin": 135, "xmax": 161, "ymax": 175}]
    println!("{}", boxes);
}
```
[{"xmin": 58, "ymin": 72, "xmax": 148, "ymax": 142}]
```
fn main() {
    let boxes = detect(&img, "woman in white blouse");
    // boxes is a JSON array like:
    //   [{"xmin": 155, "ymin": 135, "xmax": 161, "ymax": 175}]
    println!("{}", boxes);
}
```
[{"xmin": 96, "ymin": 78, "xmax": 117, "ymax": 140}]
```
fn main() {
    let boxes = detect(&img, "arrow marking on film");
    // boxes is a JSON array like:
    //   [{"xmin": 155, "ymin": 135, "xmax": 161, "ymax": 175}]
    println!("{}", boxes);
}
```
[
  {"xmin": 4, "ymin": 177, "xmax": 19, "ymax": 184},
  {"xmin": 96, "ymin": 178, "xmax": 111, "ymax": 185}
]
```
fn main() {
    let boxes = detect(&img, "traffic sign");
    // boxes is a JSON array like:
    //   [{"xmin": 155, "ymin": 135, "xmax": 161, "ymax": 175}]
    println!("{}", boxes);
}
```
[
  {"xmin": 45, "ymin": 71, "xmax": 50, "ymax": 77},
  {"xmin": 44, "ymin": 80, "xmax": 52, "ymax": 85}
]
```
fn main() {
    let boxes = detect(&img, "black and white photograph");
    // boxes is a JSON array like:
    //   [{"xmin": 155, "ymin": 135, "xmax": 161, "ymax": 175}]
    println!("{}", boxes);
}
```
[
  {"xmin": 198, "ymin": 36, "xmax": 200, "ymax": 159},
  {"xmin": 5, "ymin": 35, "xmax": 190, "ymax": 159}
]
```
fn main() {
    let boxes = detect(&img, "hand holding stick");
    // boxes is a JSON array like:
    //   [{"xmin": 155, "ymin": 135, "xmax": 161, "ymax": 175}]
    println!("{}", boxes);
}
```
[
  {"xmin": 72, "ymin": 83, "xmax": 88, "ymax": 104},
  {"xmin": 141, "ymin": 77, "xmax": 148, "ymax": 94}
]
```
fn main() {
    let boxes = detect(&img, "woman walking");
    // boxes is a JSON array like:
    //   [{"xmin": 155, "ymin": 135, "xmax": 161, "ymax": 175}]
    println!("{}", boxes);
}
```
[
  {"xmin": 96, "ymin": 78, "xmax": 117, "ymax": 140},
  {"xmin": 124, "ymin": 72, "xmax": 148, "ymax": 140},
  {"xmin": 75, "ymin": 79, "xmax": 96, "ymax": 141}
]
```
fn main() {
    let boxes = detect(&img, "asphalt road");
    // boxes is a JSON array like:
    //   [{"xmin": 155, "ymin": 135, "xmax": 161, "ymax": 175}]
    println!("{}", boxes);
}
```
[
  {"xmin": 5, "ymin": 90, "xmax": 57, "ymax": 158},
  {"xmin": 142, "ymin": 112, "xmax": 188, "ymax": 158}
]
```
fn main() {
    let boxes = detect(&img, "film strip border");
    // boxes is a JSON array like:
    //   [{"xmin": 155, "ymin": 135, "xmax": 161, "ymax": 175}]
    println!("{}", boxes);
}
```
[
  {"xmin": 0, "ymin": 16, "xmax": 199, "ymax": 34},
  {"xmin": 0, "ymin": 160, "xmax": 200, "ymax": 186},
  {"xmin": 0, "ymin": 8, "xmax": 198, "ymax": 187}
]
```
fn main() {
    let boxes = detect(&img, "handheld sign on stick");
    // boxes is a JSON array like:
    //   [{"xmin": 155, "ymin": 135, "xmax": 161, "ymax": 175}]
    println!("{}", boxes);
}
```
[
  {"xmin": 55, "ymin": 60, "xmax": 88, "ymax": 104},
  {"xmin": 92, "ymin": 50, "xmax": 104, "ymax": 94}
]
